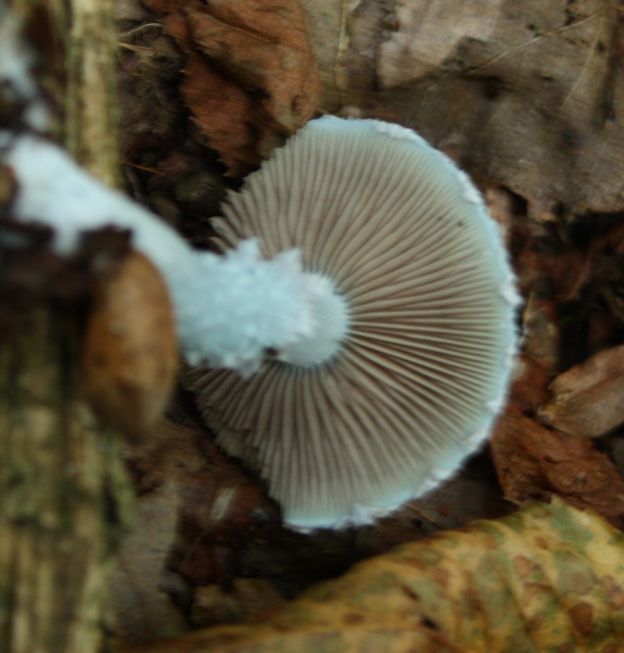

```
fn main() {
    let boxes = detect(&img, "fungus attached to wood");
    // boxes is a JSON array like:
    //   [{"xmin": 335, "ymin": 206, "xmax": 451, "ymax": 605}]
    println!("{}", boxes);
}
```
[{"xmin": 189, "ymin": 116, "xmax": 519, "ymax": 530}]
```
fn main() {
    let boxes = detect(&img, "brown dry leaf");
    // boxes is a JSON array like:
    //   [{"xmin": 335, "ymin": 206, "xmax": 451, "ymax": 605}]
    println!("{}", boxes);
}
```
[
  {"xmin": 118, "ymin": 500, "xmax": 624, "ymax": 653},
  {"xmin": 506, "ymin": 290, "xmax": 558, "ymax": 412},
  {"xmin": 521, "ymin": 293, "xmax": 559, "ymax": 371},
  {"xmin": 83, "ymin": 251, "xmax": 178, "ymax": 439},
  {"xmin": 147, "ymin": 0, "xmax": 320, "ymax": 175},
  {"xmin": 118, "ymin": 23, "xmax": 185, "ymax": 154},
  {"xmin": 191, "ymin": 579, "xmax": 285, "ymax": 627},
  {"xmin": 538, "ymin": 344, "xmax": 624, "ymax": 438},
  {"xmin": 107, "ymin": 483, "xmax": 189, "ymax": 643},
  {"xmin": 112, "ymin": 418, "xmax": 284, "ymax": 638},
  {"xmin": 129, "ymin": 418, "xmax": 279, "ymax": 588},
  {"xmin": 491, "ymin": 407, "xmax": 624, "ymax": 525},
  {"xmin": 130, "ymin": 418, "xmax": 207, "ymax": 490},
  {"xmin": 508, "ymin": 354, "xmax": 553, "ymax": 414},
  {"xmin": 305, "ymin": 0, "xmax": 624, "ymax": 220}
]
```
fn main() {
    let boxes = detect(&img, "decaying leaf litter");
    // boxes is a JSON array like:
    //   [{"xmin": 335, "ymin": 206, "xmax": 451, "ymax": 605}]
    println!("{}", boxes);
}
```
[
  {"xmin": 6, "ymin": 0, "xmax": 624, "ymax": 651},
  {"xmin": 117, "ymin": 500, "xmax": 624, "ymax": 653}
]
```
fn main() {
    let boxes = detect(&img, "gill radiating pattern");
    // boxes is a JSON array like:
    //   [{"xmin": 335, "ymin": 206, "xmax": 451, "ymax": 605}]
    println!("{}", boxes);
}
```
[{"xmin": 191, "ymin": 117, "xmax": 517, "ymax": 528}]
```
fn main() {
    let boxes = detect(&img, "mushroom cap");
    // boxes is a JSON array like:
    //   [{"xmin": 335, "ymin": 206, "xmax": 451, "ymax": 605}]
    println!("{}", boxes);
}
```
[{"xmin": 189, "ymin": 116, "xmax": 518, "ymax": 530}]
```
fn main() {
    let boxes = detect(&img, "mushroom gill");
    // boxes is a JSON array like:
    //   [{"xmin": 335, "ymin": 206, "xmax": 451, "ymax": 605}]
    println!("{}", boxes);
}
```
[{"xmin": 189, "ymin": 116, "xmax": 518, "ymax": 530}]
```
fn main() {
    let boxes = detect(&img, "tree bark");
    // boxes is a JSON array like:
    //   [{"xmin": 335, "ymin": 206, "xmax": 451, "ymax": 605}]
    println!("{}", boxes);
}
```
[
  {"xmin": 0, "ymin": 2, "xmax": 129, "ymax": 652},
  {"xmin": 63, "ymin": 0, "xmax": 121, "ymax": 186},
  {"xmin": 0, "ymin": 300, "xmax": 130, "ymax": 653},
  {"xmin": 10, "ymin": 0, "xmax": 121, "ymax": 185}
]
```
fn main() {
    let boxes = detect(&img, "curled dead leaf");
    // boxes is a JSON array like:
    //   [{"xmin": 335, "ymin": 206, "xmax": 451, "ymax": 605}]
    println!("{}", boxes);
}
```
[
  {"xmin": 191, "ymin": 579, "xmax": 285, "ymax": 627},
  {"xmin": 538, "ymin": 344, "xmax": 624, "ymax": 438},
  {"xmin": 508, "ymin": 354, "xmax": 553, "ymax": 413},
  {"xmin": 146, "ymin": 0, "xmax": 320, "ymax": 175},
  {"xmin": 118, "ymin": 500, "xmax": 624, "ymax": 653},
  {"xmin": 491, "ymin": 407, "xmax": 624, "ymax": 525},
  {"xmin": 127, "ymin": 418, "xmax": 279, "ymax": 589},
  {"xmin": 107, "ymin": 483, "xmax": 188, "ymax": 643},
  {"xmin": 305, "ymin": 1, "xmax": 624, "ymax": 220},
  {"xmin": 83, "ymin": 251, "xmax": 178, "ymax": 439}
]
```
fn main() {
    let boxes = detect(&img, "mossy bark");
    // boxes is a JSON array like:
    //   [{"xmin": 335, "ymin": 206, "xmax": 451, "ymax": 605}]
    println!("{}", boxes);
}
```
[
  {"xmin": 63, "ymin": 0, "xmax": 121, "ymax": 186},
  {"xmin": 0, "ymin": 2, "xmax": 127, "ymax": 652},
  {"xmin": 0, "ymin": 304, "xmax": 130, "ymax": 653}
]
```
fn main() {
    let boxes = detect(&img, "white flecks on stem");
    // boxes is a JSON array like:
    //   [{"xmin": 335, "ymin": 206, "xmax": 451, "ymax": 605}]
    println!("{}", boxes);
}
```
[
  {"xmin": 1, "ymin": 134, "xmax": 330, "ymax": 375},
  {"xmin": 277, "ymin": 273, "xmax": 350, "ymax": 367}
]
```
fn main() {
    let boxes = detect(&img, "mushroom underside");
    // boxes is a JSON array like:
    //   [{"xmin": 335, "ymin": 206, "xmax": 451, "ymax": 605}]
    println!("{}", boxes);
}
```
[{"xmin": 189, "ymin": 116, "xmax": 517, "ymax": 530}]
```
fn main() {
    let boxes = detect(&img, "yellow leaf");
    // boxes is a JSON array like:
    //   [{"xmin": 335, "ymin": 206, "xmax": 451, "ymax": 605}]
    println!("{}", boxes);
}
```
[{"xmin": 124, "ymin": 500, "xmax": 624, "ymax": 652}]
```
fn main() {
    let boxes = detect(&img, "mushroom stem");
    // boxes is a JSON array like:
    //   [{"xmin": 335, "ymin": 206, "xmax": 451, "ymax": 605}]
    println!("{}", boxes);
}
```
[
  {"xmin": 1, "ymin": 133, "xmax": 335, "ymax": 374},
  {"xmin": 277, "ymin": 274, "xmax": 350, "ymax": 367}
]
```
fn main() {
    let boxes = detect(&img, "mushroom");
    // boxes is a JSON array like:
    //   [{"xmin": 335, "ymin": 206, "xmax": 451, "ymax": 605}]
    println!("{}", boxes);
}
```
[
  {"xmin": 5, "ymin": 116, "xmax": 518, "ymax": 530},
  {"xmin": 189, "ymin": 116, "xmax": 519, "ymax": 530}
]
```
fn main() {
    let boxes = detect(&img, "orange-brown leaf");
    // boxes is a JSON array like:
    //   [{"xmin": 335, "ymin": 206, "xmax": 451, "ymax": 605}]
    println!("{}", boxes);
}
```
[
  {"xmin": 539, "ymin": 344, "xmax": 624, "ymax": 438},
  {"xmin": 148, "ymin": 0, "xmax": 320, "ymax": 175},
  {"xmin": 491, "ymin": 407, "xmax": 624, "ymax": 525}
]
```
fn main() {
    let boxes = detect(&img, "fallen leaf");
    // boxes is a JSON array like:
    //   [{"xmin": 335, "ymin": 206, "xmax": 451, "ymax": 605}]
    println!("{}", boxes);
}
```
[
  {"xmin": 538, "ymin": 344, "xmax": 624, "ymax": 438},
  {"xmin": 191, "ymin": 579, "xmax": 285, "ymax": 627},
  {"xmin": 83, "ymin": 251, "xmax": 179, "ymax": 439},
  {"xmin": 107, "ymin": 483, "xmax": 189, "ymax": 643},
  {"xmin": 508, "ymin": 354, "xmax": 553, "ymax": 413},
  {"xmin": 146, "ymin": 0, "xmax": 320, "ymax": 175},
  {"xmin": 306, "ymin": 0, "xmax": 624, "ymax": 220},
  {"xmin": 491, "ymin": 407, "xmax": 624, "ymax": 525},
  {"xmin": 522, "ymin": 293, "xmax": 559, "ymax": 371},
  {"xmin": 117, "ymin": 500, "xmax": 624, "ymax": 652},
  {"xmin": 129, "ymin": 418, "xmax": 280, "ymax": 589},
  {"xmin": 179, "ymin": 51, "xmax": 256, "ymax": 176}
]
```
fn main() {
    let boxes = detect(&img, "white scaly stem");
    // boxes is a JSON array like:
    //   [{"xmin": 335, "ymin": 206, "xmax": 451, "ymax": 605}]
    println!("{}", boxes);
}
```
[{"xmin": 1, "ymin": 134, "xmax": 345, "ymax": 375}]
